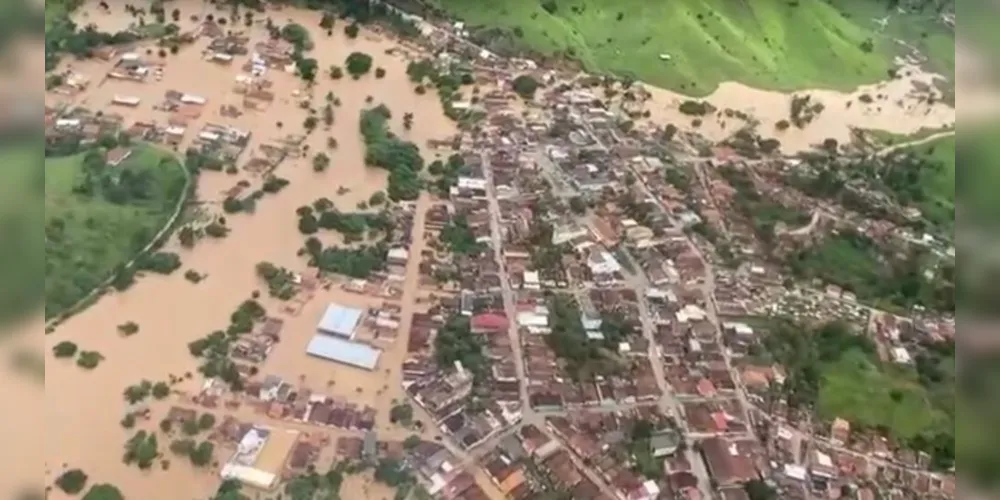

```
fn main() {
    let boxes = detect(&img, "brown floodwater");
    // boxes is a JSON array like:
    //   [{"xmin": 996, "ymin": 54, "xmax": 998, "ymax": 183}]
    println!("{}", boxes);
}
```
[
  {"xmin": 46, "ymin": 3, "xmax": 460, "ymax": 498},
  {"xmin": 636, "ymin": 62, "xmax": 955, "ymax": 153},
  {"xmin": 45, "ymin": 3, "xmax": 956, "ymax": 499}
]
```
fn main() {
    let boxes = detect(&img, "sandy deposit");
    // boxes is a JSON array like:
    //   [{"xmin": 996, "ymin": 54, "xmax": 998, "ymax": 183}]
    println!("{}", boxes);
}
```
[
  {"xmin": 632, "ymin": 61, "xmax": 955, "ymax": 154},
  {"xmin": 45, "ymin": 2, "xmax": 464, "ymax": 498}
]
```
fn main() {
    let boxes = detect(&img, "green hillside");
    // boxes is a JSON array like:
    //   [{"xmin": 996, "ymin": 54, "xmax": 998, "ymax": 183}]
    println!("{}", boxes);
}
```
[{"xmin": 433, "ymin": 0, "xmax": 954, "ymax": 95}]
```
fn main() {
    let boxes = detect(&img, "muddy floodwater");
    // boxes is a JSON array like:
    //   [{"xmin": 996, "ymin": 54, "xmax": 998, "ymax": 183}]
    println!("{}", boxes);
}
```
[
  {"xmin": 45, "ymin": 3, "xmax": 459, "ymax": 498},
  {"xmin": 43, "ymin": 2, "xmax": 956, "ymax": 499},
  {"xmin": 636, "ymin": 61, "xmax": 954, "ymax": 153}
]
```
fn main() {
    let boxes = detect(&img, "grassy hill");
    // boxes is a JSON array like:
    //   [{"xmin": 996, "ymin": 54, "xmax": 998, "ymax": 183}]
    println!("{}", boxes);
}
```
[
  {"xmin": 432, "ymin": 0, "xmax": 954, "ymax": 95},
  {"xmin": 45, "ymin": 145, "xmax": 188, "ymax": 319}
]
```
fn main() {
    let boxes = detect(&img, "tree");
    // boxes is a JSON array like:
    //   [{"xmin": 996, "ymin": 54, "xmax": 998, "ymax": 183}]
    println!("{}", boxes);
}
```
[
  {"xmin": 312, "ymin": 152, "xmax": 331, "ymax": 172},
  {"xmin": 344, "ymin": 23, "xmax": 360, "ymax": 39},
  {"xmin": 298, "ymin": 213, "xmax": 319, "ymax": 234},
  {"xmin": 280, "ymin": 23, "xmax": 312, "ymax": 51},
  {"xmin": 205, "ymin": 221, "xmax": 229, "ymax": 238},
  {"xmin": 55, "ymin": 469, "xmax": 89, "ymax": 494},
  {"xmin": 120, "ymin": 413, "xmax": 136, "ymax": 429},
  {"xmin": 312, "ymin": 197, "xmax": 335, "ymax": 212},
  {"xmin": 190, "ymin": 441, "xmax": 215, "ymax": 467},
  {"xmin": 222, "ymin": 196, "xmax": 244, "ymax": 214},
  {"xmin": 403, "ymin": 435, "xmax": 422, "ymax": 450},
  {"xmin": 53, "ymin": 341, "xmax": 78, "ymax": 358},
  {"xmin": 76, "ymin": 351, "xmax": 104, "ymax": 370},
  {"xmin": 512, "ymin": 74, "xmax": 539, "ymax": 99},
  {"xmin": 319, "ymin": 11, "xmax": 335, "ymax": 30},
  {"xmin": 198, "ymin": 413, "xmax": 217, "ymax": 430},
  {"xmin": 745, "ymin": 479, "xmax": 777, "ymax": 500},
  {"xmin": 679, "ymin": 100, "xmax": 712, "ymax": 116},
  {"xmin": 297, "ymin": 57, "xmax": 318, "ymax": 83},
  {"xmin": 304, "ymin": 116, "xmax": 319, "ymax": 133},
  {"xmin": 178, "ymin": 226, "xmax": 196, "ymax": 248},
  {"xmin": 369, "ymin": 191, "xmax": 386, "ymax": 206},
  {"xmin": 345, "ymin": 52, "xmax": 373, "ymax": 78},
  {"xmin": 170, "ymin": 438, "xmax": 196, "ymax": 455},
  {"xmin": 152, "ymin": 381, "xmax": 170, "ymax": 399},
  {"xmin": 82, "ymin": 484, "xmax": 124, "ymax": 500},
  {"xmin": 389, "ymin": 403, "xmax": 414, "ymax": 426},
  {"xmin": 123, "ymin": 431, "xmax": 159, "ymax": 469},
  {"xmin": 569, "ymin": 196, "xmax": 587, "ymax": 214},
  {"xmin": 323, "ymin": 104, "xmax": 334, "ymax": 127}
]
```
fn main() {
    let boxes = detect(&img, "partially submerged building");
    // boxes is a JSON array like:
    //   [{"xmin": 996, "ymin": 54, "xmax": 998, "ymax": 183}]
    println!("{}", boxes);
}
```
[{"xmin": 306, "ymin": 303, "xmax": 382, "ymax": 371}]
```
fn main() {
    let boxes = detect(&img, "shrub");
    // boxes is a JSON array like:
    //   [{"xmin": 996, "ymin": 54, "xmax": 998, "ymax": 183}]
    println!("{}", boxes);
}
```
[
  {"xmin": 55, "ymin": 468, "xmax": 89, "ymax": 494},
  {"xmin": 375, "ymin": 67, "xmax": 386, "ymax": 79},
  {"xmin": 541, "ymin": 0, "xmax": 558, "ymax": 14},
  {"xmin": 190, "ymin": 441, "xmax": 214, "ymax": 466},
  {"xmin": 678, "ymin": 100, "xmax": 713, "ymax": 116},
  {"xmin": 76, "ymin": 351, "xmax": 104, "ymax": 369},
  {"xmin": 198, "ymin": 413, "xmax": 217, "ymax": 430},
  {"xmin": 312, "ymin": 152, "xmax": 331, "ymax": 172},
  {"xmin": 120, "ymin": 413, "xmax": 137, "ymax": 429},
  {"xmin": 345, "ymin": 52, "xmax": 373, "ymax": 77},
  {"xmin": 205, "ymin": 221, "xmax": 230, "ymax": 238},
  {"xmin": 152, "ymin": 381, "xmax": 171, "ymax": 399},
  {"xmin": 117, "ymin": 321, "xmax": 140, "ymax": 336},
  {"xmin": 775, "ymin": 119, "xmax": 791, "ymax": 131},
  {"xmin": 512, "ymin": 74, "xmax": 539, "ymax": 99},
  {"xmin": 329, "ymin": 65, "xmax": 344, "ymax": 79},
  {"xmin": 758, "ymin": 138, "xmax": 781, "ymax": 154},
  {"xmin": 135, "ymin": 252, "xmax": 182, "ymax": 274},
  {"xmin": 222, "ymin": 197, "xmax": 243, "ymax": 214},
  {"xmin": 344, "ymin": 23, "xmax": 360, "ymax": 39},
  {"xmin": 53, "ymin": 341, "xmax": 78, "ymax": 358},
  {"xmin": 82, "ymin": 484, "xmax": 124, "ymax": 500}
]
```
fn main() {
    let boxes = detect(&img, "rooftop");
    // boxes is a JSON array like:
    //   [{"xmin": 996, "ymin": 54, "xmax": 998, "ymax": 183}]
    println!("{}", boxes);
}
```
[
  {"xmin": 317, "ymin": 303, "xmax": 365, "ymax": 338},
  {"xmin": 306, "ymin": 334, "xmax": 381, "ymax": 370}
]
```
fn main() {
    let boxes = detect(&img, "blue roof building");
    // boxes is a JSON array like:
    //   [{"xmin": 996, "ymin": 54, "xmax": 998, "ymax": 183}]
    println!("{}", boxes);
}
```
[
  {"xmin": 305, "ymin": 334, "xmax": 381, "ymax": 371},
  {"xmin": 317, "ymin": 303, "xmax": 365, "ymax": 338}
]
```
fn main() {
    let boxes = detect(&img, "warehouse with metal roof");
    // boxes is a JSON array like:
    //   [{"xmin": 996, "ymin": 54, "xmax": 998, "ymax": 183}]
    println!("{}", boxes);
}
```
[
  {"xmin": 316, "ymin": 303, "xmax": 365, "ymax": 338},
  {"xmin": 306, "ymin": 334, "xmax": 381, "ymax": 371}
]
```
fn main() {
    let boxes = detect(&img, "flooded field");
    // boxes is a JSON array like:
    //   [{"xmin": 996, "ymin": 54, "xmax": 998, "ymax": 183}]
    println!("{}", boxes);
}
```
[
  {"xmin": 637, "ymin": 62, "xmax": 955, "ymax": 153},
  {"xmin": 45, "ymin": 2, "xmax": 458, "ymax": 498}
]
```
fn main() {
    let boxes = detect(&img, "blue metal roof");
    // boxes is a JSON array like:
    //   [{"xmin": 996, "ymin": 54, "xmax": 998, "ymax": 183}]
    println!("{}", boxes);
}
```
[
  {"xmin": 306, "ymin": 334, "xmax": 380, "ymax": 370},
  {"xmin": 317, "ymin": 303, "xmax": 364, "ymax": 337}
]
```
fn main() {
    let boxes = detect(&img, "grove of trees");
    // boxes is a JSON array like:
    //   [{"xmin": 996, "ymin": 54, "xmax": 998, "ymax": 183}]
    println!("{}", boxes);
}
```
[{"xmin": 359, "ymin": 105, "xmax": 423, "ymax": 200}]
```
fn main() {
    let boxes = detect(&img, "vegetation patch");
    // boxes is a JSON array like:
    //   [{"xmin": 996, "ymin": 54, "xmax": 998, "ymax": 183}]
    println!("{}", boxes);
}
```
[
  {"xmin": 46, "ymin": 144, "xmax": 187, "ymax": 319},
  {"xmin": 359, "ymin": 105, "xmax": 424, "ymax": 200},
  {"xmin": 117, "ymin": 321, "xmax": 140, "ymax": 337},
  {"xmin": 76, "ymin": 350, "xmax": 105, "ymax": 370},
  {"xmin": 54, "ymin": 468, "xmax": 88, "ymax": 495},
  {"xmin": 429, "ymin": 0, "xmax": 951, "ymax": 95},
  {"xmin": 759, "ymin": 319, "xmax": 953, "ymax": 468}
]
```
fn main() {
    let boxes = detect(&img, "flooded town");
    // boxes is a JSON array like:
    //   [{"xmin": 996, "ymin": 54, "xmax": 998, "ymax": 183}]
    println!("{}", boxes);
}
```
[{"xmin": 42, "ymin": 1, "xmax": 957, "ymax": 500}]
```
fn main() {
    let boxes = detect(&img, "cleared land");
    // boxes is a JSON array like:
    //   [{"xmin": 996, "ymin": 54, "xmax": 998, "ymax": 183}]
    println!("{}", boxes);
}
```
[
  {"xmin": 433, "ymin": 0, "xmax": 954, "ymax": 95},
  {"xmin": 45, "ymin": 145, "xmax": 187, "ymax": 319}
]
